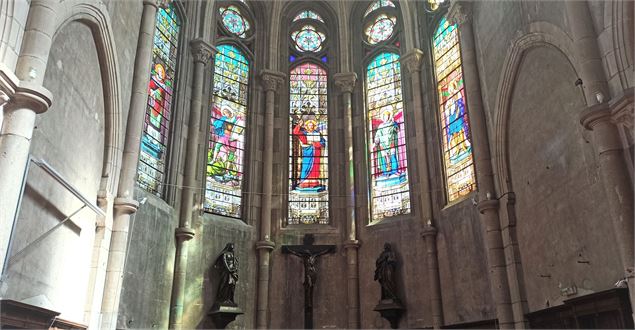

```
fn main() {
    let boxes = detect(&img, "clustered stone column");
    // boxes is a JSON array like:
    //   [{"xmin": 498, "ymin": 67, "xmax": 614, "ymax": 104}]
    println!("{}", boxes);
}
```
[
  {"xmin": 100, "ymin": 1, "xmax": 167, "ymax": 328},
  {"xmin": 255, "ymin": 69, "xmax": 285, "ymax": 329},
  {"xmin": 401, "ymin": 49, "xmax": 444, "ymax": 329},
  {"xmin": 566, "ymin": 0, "xmax": 635, "ymax": 318},
  {"xmin": 0, "ymin": 0, "xmax": 54, "ymax": 277},
  {"xmin": 334, "ymin": 72, "xmax": 361, "ymax": 329},
  {"xmin": 448, "ymin": 2, "xmax": 516, "ymax": 328},
  {"xmin": 168, "ymin": 38, "xmax": 214, "ymax": 330}
]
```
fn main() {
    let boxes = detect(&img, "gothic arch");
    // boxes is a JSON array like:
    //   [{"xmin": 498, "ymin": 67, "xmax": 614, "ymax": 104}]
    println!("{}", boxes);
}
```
[
  {"xmin": 54, "ymin": 0, "xmax": 124, "ymax": 197},
  {"xmin": 492, "ymin": 22, "xmax": 580, "ymax": 195}
]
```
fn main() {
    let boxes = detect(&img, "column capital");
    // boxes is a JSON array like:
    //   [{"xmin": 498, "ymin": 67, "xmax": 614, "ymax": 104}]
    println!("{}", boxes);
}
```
[
  {"xmin": 143, "ymin": 0, "xmax": 172, "ymax": 9},
  {"xmin": 580, "ymin": 102, "xmax": 612, "ymax": 130},
  {"xmin": 260, "ymin": 70, "xmax": 286, "ymax": 92},
  {"xmin": 400, "ymin": 49, "xmax": 424, "ymax": 74},
  {"xmin": 477, "ymin": 199, "xmax": 500, "ymax": 214},
  {"xmin": 448, "ymin": 1, "xmax": 473, "ymax": 26},
  {"xmin": 333, "ymin": 72, "xmax": 358, "ymax": 93},
  {"xmin": 343, "ymin": 239, "xmax": 360, "ymax": 249},
  {"xmin": 255, "ymin": 239, "xmax": 276, "ymax": 251},
  {"xmin": 189, "ymin": 39, "xmax": 215, "ymax": 64},
  {"xmin": 1, "ymin": 65, "xmax": 52, "ymax": 114},
  {"xmin": 113, "ymin": 197, "xmax": 140, "ymax": 215},
  {"xmin": 175, "ymin": 227, "xmax": 196, "ymax": 240}
]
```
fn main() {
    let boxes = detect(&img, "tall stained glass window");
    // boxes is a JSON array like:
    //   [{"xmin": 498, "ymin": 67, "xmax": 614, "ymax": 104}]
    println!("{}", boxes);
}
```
[
  {"xmin": 433, "ymin": 17, "xmax": 476, "ymax": 202},
  {"xmin": 205, "ymin": 44, "xmax": 249, "ymax": 217},
  {"xmin": 288, "ymin": 63, "xmax": 329, "ymax": 225},
  {"xmin": 366, "ymin": 53, "xmax": 410, "ymax": 221},
  {"xmin": 138, "ymin": 4, "xmax": 181, "ymax": 197}
]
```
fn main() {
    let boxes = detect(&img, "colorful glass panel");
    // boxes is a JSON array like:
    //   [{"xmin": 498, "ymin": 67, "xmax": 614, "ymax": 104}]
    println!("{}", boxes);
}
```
[
  {"xmin": 364, "ymin": 0, "xmax": 396, "ymax": 17},
  {"xmin": 219, "ymin": 6, "xmax": 250, "ymax": 38},
  {"xmin": 293, "ymin": 10, "xmax": 324, "ymax": 23},
  {"xmin": 291, "ymin": 25, "xmax": 326, "ymax": 52},
  {"xmin": 288, "ymin": 63, "xmax": 329, "ymax": 224},
  {"xmin": 366, "ymin": 53, "xmax": 410, "ymax": 221},
  {"xmin": 433, "ymin": 17, "xmax": 476, "ymax": 202},
  {"xmin": 205, "ymin": 44, "xmax": 249, "ymax": 217},
  {"xmin": 138, "ymin": 4, "xmax": 180, "ymax": 197},
  {"xmin": 365, "ymin": 14, "xmax": 397, "ymax": 44}
]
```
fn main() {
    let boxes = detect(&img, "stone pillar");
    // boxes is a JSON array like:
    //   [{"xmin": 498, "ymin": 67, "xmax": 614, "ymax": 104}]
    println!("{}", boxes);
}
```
[
  {"xmin": 448, "ymin": 2, "xmax": 516, "ymax": 328},
  {"xmin": 334, "ymin": 72, "xmax": 360, "ymax": 329},
  {"xmin": 567, "ymin": 0, "xmax": 635, "ymax": 318},
  {"xmin": 256, "ymin": 70, "xmax": 285, "ymax": 329},
  {"xmin": 168, "ymin": 39, "xmax": 214, "ymax": 330},
  {"xmin": 0, "ymin": 0, "xmax": 54, "ymax": 277},
  {"xmin": 401, "ymin": 49, "xmax": 444, "ymax": 328},
  {"xmin": 100, "ymin": 1, "xmax": 165, "ymax": 328}
]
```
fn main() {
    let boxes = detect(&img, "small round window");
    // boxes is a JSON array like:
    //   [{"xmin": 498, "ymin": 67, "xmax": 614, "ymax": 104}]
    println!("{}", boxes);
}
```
[
  {"xmin": 219, "ymin": 6, "xmax": 251, "ymax": 38},
  {"xmin": 365, "ymin": 14, "xmax": 396, "ymax": 44},
  {"xmin": 291, "ymin": 25, "xmax": 326, "ymax": 52}
]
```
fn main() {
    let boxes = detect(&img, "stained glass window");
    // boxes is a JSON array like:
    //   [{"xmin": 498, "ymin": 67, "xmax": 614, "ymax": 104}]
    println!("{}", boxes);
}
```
[
  {"xmin": 366, "ymin": 53, "xmax": 410, "ymax": 221},
  {"xmin": 291, "ymin": 25, "xmax": 326, "ymax": 53},
  {"xmin": 219, "ymin": 5, "xmax": 251, "ymax": 38},
  {"xmin": 364, "ymin": 0, "xmax": 396, "ymax": 18},
  {"xmin": 293, "ymin": 10, "xmax": 324, "ymax": 23},
  {"xmin": 205, "ymin": 44, "xmax": 249, "ymax": 217},
  {"xmin": 433, "ymin": 17, "xmax": 476, "ymax": 202},
  {"xmin": 288, "ymin": 63, "xmax": 329, "ymax": 225},
  {"xmin": 137, "ymin": 4, "xmax": 180, "ymax": 197},
  {"xmin": 365, "ymin": 14, "xmax": 397, "ymax": 44}
]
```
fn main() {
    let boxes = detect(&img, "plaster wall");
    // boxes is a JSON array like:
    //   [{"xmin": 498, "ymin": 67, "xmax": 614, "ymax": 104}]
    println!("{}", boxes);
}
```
[
  {"xmin": 508, "ymin": 46, "xmax": 622, "ymax": 312},
  {"xmin": 2, "ymin": 21, "xmax": 104, "ymax": 323}
]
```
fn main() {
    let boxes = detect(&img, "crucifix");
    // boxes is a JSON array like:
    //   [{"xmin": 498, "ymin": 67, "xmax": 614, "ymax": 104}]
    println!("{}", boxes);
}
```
[{"xmin": 281, "ymin": 234, "xmax": 336, "ymax": 329}]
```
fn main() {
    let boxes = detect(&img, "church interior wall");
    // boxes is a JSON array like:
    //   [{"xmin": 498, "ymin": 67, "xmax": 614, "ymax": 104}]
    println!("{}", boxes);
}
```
[{"xmin": 2, "ymin": 20, "xmax": 105, "ymax": 322}]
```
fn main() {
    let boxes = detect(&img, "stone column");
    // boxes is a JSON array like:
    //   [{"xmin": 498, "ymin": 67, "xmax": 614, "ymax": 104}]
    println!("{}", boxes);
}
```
[
  {"xmin": 256, "ymin": 69, "xmax": 285, "ymax": 329},
  {"xmin": 168, "ymin": 39, "xmax": 214, "ymax": 330},
  {"xmin": 567, "ymin": 0, "xmax": 635, "ymax": 317},
  {"xmin": 0, "ymin": 0, "xmax": 54, "ymax": 277},
  {"xmin": 100, "ymin": 1, "xmax": 165, "ymax": 328},
  {"xmin": 334, "ymin": 72, "xmax": 360, "ymax": 329},
  {"xmin": 401, "ymin": 49, "xmax": 444, "ymax": 328},
  {"xmin": 448, "ymin": 2, "xmax": 516, "ymax": 328}
]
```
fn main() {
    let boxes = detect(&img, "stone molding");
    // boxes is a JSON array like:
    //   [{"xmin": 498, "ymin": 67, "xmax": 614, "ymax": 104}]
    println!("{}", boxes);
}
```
[
  {"xmin": 175, "ymin": 227, "xmax": 196, "ymax": 240},
  {"xmin": 421, "ymin": 225, "xmax": 438, "ymax": 237},
  {"xmin": 343, "ymin": 240, "xmax": 360, "ymax": 249},
  {"xmin": 0, "ymin": 65, "xmax": 52, "ymax": 114},
  {"xmin": 190, "ymin": 39, "xmax": 215, "ymax": 64},
  {"xmin": 580, "ymin": 102, "xmax": 612, "ymax": 130},
  {"xmin": 113, "ymin": 197, "xmax": 140, "ymax": 215},
  {"xmin": 610, "ymin": 89, "xmax": 634, "ymax": 130},
  {"xmin": 448, "ymin": 1, "xmax": 472, "ymax": 26},
  {"xmin": 400, "ymin": 49, "xmax": 424, "ymax": 74},
  {"xmin": 333, "ymin": 72, "xmax": 357, "ymax": 94},
  {"xmin": 260, "ymin": 70, "xmax": 286, "ymax": 92},
  {"xmin": 477, "ymin": 199, "xmax": 500, "ymax": 214},
  {"xmin": 255, "ymin": 240, "xmax": 276, "ymax": 251}
]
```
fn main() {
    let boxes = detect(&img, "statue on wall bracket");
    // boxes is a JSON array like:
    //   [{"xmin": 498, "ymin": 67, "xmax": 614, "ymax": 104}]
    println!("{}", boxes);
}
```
[
  {"xmin": 209, "ymin": 243, "xmax": 243, "ymax": 329},
  {"xmin": 374, "ymin": 243, "xmax": 405, "ymax": 329}
]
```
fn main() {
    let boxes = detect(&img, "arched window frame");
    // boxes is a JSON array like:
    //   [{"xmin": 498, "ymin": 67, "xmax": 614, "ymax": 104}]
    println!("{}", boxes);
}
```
[
  {"xmin": 137, "ymin": 1, "xmax": 186, "ymax": 200},
  {"xmin": 204, "ymin": 0, "xmax": 256, "ymax": 219},
  {"xmin": 425, "ymin": 3, "xmax": 477, "ymax": 204},
  {"xmin": 285, "ymin": 5, "xmax": 336, "ymax": 226},
  {"xmin": 360, "ymin": 0, "xmax": 413, "ymax": 223}
]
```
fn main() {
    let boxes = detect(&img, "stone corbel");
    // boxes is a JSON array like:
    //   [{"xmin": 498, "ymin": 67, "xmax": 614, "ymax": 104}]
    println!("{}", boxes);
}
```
[
  {"xmin": 190, "ymin": 39, "xmax": 216, "ymax": 65},
  {"xmin": 0, "ymin": 65, "xmax": 52, "ymax": 114},
  {"xmin": 260, "ymin": 70, "xmax": 286, "ymax": 92},
  {"xmin": 333, "ymin": 72, "xmax": 357, "ymax": 94},
  {"xmin": 447, "ymin": 1, "xmax": 472, "ymax": 27},
  {"xmin": 400, "ymin": 49, "xmax": 424, "ymax": 74}
]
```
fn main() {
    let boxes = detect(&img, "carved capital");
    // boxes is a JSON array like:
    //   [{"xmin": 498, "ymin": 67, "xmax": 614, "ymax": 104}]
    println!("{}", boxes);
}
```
[
  {"xmin": 260, "ymin": 70, "xmax": 286, "ymax": 92},
  {"xmin": 448, "ymin": 1, "xmax": 473, "ymax": 26},
  {"xmin": 610, "ymin": 89, "xmax": 634, "ymax": 130},
  {"xmin": 580, "ymin": 102, "xmax": 612, "ymax": 130},
  {"xmin": 190, "ymin": 38, "xmax": 215, "ymax": 64},
  {"xmin": 333, "ymin": 72, "xmax": 357, "ymax": 93},
  {"xmin": 400, "ymin": 49, "xmax": 424, "ymax": 74}
]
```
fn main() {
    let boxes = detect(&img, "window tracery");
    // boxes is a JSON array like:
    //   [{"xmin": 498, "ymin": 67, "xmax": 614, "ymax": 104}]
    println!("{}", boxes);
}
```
[{"xmin": 137, "ymin": 3, "xmax": 181, "ymax": 197}]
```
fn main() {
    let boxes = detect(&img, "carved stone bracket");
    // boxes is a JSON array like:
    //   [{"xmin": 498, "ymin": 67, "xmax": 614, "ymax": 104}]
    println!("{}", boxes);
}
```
[
  {"xmin": 448, "ymin": 1, "xmax": 473, "ymax": 27},
  {"xmin": 260, "ymin": 70, "xmax": 286, "ymax": 92},
  {"xmin": 333, "ymin": 72, "xmax": 358, "ymax": 94},
  {"xmin": 190, "ymin": 39, "xmax": 216, "ymax": 65},
  {"xmin": 400, "ymin": 49, "xmax": 424, "ymax": 74}
]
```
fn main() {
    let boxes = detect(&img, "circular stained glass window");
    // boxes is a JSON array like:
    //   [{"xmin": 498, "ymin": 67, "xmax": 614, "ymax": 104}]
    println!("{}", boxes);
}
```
[
  {"xmin": 291, "ymin": 25, "xmax": 326, "ymax": 52},
  {"xmin": 365, "ymin": 14, "xmax": 396, "ymax": 44},
  {"xmin": 219, "ymin": 6, "xmax": 251, "ymax": 38}
]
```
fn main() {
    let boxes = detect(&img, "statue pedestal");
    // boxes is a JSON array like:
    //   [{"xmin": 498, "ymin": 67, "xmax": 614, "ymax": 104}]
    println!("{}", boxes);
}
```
[
  {"xmin": 208, "ymin": 303, "xmax": 243, "ymax": 329},
  {"xmin": 374, "ymin": 299, "xmax": 405, "ymax": 329}
]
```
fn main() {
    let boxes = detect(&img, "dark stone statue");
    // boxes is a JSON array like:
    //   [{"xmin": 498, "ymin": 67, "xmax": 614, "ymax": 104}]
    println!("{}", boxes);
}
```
[
  {"xmin": 375, "ymin": 243, "xmax": 399, "ymax": 302},
  {"xmin": 214, "ymin": 242, "xmax": 239, "ymax": 306}
]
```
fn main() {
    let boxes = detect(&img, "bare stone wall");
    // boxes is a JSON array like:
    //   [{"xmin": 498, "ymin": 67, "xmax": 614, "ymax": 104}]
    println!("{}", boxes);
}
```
[{"xmin": 2, "ymin": 21, "xmax": 104, "ymax": 322}]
